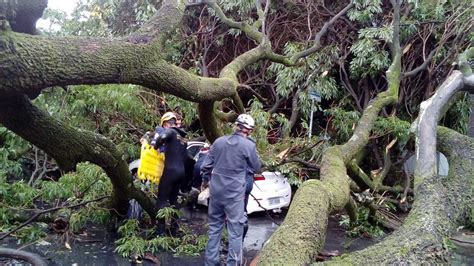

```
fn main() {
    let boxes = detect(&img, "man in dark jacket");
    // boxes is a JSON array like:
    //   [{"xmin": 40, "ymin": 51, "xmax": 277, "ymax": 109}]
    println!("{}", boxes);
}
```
[
  {"xmin": 150, "ymin": 112, "xmax": 187, "ymax": 236},
  {"xmin": 192, "ymin": 144, "xmax": 210, "ymax": 189},
  {"xmin": 201, "ymin": 114, "xmax": 261, "ymax": 266}
]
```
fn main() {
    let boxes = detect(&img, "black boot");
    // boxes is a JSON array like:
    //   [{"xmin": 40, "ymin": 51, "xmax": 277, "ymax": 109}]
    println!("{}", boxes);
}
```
[
  {"xmin": 169, "ymin": 218, "xmax": 181, "ymax": 237},
  {"xmin": 156, "ymin": 220, "xmax": 166, "ymax": 237},
  {"xmin": 242, "ymin": 223, "xmax": 249, "ymax": 242}
]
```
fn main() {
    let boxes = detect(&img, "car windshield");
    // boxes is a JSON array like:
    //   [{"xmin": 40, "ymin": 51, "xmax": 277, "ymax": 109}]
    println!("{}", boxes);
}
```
[{"xmin": 187, "ymin": 142, "xmax": 205, "ymax": 160}]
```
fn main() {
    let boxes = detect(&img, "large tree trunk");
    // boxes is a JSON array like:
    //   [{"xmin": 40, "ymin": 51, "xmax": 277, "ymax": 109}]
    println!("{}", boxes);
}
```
[
  {"xmin": 331, "ymin": 127, "xmax": 473, "ymax": 264},
  {"xmin": 257, "ymin": 0, "xmax": 403, "ymax": 260},
  {"xmin": 258, "ymin": 46, "xmax": 474, "ymax": 265},
  {"xmin": 0, "ymin": 95, "xmax": 155, "ymax": 215},
  {"xmin": 0, "ymin": 0, "xmax": 239, "ymax": 217}
]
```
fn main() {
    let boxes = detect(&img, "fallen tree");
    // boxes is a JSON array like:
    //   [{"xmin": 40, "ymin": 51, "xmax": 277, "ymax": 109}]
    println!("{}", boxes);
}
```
[
  {"xmin": 0, "ymin": 0, "xmax": 353, "ymax": 219},
  {"xmin": 258, "ymin": 1, "xmax": 473, "ymax": 264},
  {"xmin": 1, "ymin": 0, "xmax": 472, "ymax": 263},
  {"xmin": 330, "ymin": 50, "xmax": 473, "ymax": 263},
  {"xmin": 258, "ymin": 0, "xmax": 402, "ymax": 262}
]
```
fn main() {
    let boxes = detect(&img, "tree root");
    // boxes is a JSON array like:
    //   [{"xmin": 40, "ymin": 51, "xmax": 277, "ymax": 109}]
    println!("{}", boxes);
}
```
[{"xmin": 0, "ymin": 248, "xmax": 47, "ymax": 266}]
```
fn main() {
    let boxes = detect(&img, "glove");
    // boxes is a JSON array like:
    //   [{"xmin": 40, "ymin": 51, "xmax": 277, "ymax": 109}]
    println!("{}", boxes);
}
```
[{"xmin": 201, "ymin": 180, "xmax": 209, "ymax": 192}]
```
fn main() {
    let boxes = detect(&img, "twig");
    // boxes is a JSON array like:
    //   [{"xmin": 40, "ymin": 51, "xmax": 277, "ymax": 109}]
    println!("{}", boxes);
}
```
[
  {"xmin": 0, "ymin": 196, "xmax": 109, "ymax": 240},
  {"xmin": 282, "ymin": 157, "xmax": 320, "ymax": 170},
  {"xmin": 248, "ymin": 193, "xmax": 281, "ymax": 226},
  {"xmin": 291, "ymin": 139, "xmax": 325, "ymax": 158},
  {"xmin": 402, "ymin": 49, "xmax": 436, "ymax": 78}
]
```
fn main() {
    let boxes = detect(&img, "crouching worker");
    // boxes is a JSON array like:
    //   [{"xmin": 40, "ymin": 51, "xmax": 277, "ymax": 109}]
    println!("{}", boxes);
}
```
[
  {"xmin": 201, "ymin": 114, "xmax": 261, "ymax": 266},
  {"xmin": 151, "ymin": 112, "xmax": 188, "ymax": 236}
]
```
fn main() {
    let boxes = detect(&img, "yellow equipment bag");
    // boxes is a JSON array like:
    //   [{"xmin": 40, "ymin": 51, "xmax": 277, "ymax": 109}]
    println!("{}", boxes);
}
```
[{"xmin": 137, "ymin": 143, "xmax": 165, "ymax": 184}]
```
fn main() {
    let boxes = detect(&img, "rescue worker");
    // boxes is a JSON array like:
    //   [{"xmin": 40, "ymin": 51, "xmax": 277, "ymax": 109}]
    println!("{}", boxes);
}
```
[
  {"xmin": 201, "ymin": 114, "xmax": 261, "ymax": 266},
  {"xmin": 175, "ymin": 113, "xmax": 183, "ymax": 129},
  {"xmin": 190, "ymin": 144, "xmax": 208, "ymax": 189},
  {"xmin": 242, "ymin": 169, "xmax": 254, "ymax": 241},
  {"xmin": 150, "ymin": 111, "xmax": 188, "ymax": 236}
]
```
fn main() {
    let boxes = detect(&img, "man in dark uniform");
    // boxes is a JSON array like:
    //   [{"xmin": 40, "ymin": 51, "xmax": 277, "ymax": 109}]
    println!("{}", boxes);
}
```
[
  {"xmin": 201, "ymin": 114, "xmax": 261, "ymax": 266},
  {"xmin": 150, "ymin": 112, "xmax": 187, "ymax": 236}
]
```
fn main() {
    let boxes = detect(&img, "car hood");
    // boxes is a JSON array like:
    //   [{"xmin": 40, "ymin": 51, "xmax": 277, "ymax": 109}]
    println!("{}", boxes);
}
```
[{"xmin": 129, "ymin": 159, "xmax": 140, "ymax": 172}]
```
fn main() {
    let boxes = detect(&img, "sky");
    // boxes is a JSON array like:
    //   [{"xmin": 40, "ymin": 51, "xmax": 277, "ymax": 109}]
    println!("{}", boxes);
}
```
[
  {"xmin": 36, "ymin": 0, "xmax": 80, "ymax": 29},
  {"xmin": 47, "ymin": 0, "xmax": 78, "ymax": 14}
]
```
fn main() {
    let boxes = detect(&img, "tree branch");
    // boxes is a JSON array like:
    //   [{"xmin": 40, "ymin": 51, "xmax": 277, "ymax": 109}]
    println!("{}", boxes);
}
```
[
  {"xmin": 288, "ymin": 1, "xmax": 354, "ymax": 63},
  {"xmin": 402, "ymin": 49, "xmax": 436, "ymax": 78},
  {"xmin": 207, "ymin": 2, "xmax": 263, "ymax": 43},
  {"xmin": 259, "ymin": 1, "xmax": 402, "ymax": 263},
  {"xmin": 0, "ymin": 95, "xmax": 156, "ymax": 217},
  {"xmin": 413, "ymin": 70, "xmax": 466, "ymax": 184},
  {"xmin": 0, "ymin": 195, "xmax": 109, "ymax": 241},
  {"xmin": 0, "ymin": 0, "xmax": 237, "ymax": 103}
]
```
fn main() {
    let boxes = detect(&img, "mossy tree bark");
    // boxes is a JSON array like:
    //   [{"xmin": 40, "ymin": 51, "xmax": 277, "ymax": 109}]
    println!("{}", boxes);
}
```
[
  {"xmin": 329, "ymin": 127, "xmax": 473, "ymax": 264},
  {"xmin": 334, "ymin": 49, "xmax": 471, "ymax": 264},
  {"xmin": 0, "ymin": 95, "xmax": 155, "ymax": 215},
  {"xmin": 257, "ymin": 1, "xmax": 402, "ymax": 263},
  {"xmin": 0, "ymin": 0, "xmax": 240, "ymax": 217},
  {"xmin": 259, "ymin": 2, "xmax": 474, "ymax": 264}
]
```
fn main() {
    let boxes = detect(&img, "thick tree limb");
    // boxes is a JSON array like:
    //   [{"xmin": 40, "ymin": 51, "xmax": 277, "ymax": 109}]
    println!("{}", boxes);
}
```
[
  {"xmin": 0, "ymin": 0, "xmax": 239, "ymax": 220},
  {"xmin": 331, "ymin": 127, "xmax": 474, "ymax": 264},
  {"xmin": 198, "ymin": 101, "xmax": 223, "ymax": 143},
  {"xmin": 200, "ymin": 45, "xmax": 267, "ymax": 139},
  {"xmin": 0, "ymin": 0, "xmax": 237, "ymax": 102},
  {"xmin": 402, "ymin": 48, "xmax": 436, "ymax": 78},
  {"xmin": 258, "ymin": 1, "xmax": 401, "ymax": 263},
  {"xmin": 330, "ymin": 45, "xmax": 474, "ymax": 265},
  {"xmin": 0, "ymin": 0, "xmax": 47, "ymax": 34},
  {"xmin": 0, "ymin": 95, "xmax": 156, "ymax": 217},
  {"xmin": 413, "ymin": 70, "xmax": 466, "ymax": 183},
  {"xmin": 0, "ymin": 32, "xmax": 235, "ymax": 102}
]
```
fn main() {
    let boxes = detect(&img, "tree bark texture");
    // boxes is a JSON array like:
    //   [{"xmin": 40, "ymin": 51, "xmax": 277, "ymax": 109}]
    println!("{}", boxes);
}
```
[
  {"xmin": 0, "ymin": 95, "xmax": 156, "ymax": 216},
  {"xmin": 258, "ymin": 85, "xmax": 398, "ymax": 264},
  {"xmin": 0, "ymin": 0, "xmax": 47, "ymax": 34},
  {"xmin": 414, "ymin": 70, "xmax": 466, "ymax": 183},
  {"xmin": 0, "ymin": 0, "xmax": 238, "ymax": 217},
  {"xmin": 258, "ymin": 2, "xmax": 402, "ymax": 263},
  {"xmin": 0, "ymin": 32, "xmax": 236, "ymax": 101},
  {"xmin": 328, "ymin": 127, "xmax": 473, "ymax": 264}
]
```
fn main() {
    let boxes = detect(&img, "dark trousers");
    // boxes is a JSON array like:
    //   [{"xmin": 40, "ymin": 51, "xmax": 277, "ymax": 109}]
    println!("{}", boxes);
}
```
[{"xmin": 156, "ymin": 168, "xmax": 184, "ymax": 234}]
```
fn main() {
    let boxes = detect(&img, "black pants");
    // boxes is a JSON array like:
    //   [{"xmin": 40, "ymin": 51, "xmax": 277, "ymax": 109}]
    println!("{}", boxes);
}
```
[{"xmin": 156, "ymin": 168, "xmax": 184, "ymax": 234}]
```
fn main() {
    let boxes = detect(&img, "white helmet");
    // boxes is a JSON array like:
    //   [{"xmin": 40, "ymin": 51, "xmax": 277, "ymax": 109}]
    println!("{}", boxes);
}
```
[
  {"xmin": 160, "ymin": 112, "xmax": 177, "ymax": 126},
  {"xmin": 235, "ymin": 114, "xmax": 255, "ymax": 130}
]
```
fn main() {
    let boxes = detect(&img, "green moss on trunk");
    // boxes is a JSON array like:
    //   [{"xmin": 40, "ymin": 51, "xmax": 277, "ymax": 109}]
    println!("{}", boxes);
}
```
[
  {"xmin": 0, "ymin": 32, "xmax": 236, "ymax": 102},
  {"xmin": 258, "ymin": 180, "xmax": 330, "ymax": 264},
  {"xmin": 0, "ymin": 95, "xmax": 156, "ymax": 216},
  {"xmin": 327, "ymin": 127, "xmax": 473, "ymax": 264},
  {"xmin": 198, "ymin": 101, "xmax": 223, "ymax": 143},
  {"xmin": 259, "ymin": 147, "xmax": 350, "ymax": 264}
]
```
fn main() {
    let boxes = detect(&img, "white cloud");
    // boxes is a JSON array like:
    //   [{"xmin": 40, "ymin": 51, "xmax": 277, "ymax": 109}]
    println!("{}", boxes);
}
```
[
  {"xmin": 48, "ymin": 0, "xmax": 78, "ymax": 15},
  {"xmin": 36, "ymin": 0, "xmax": 80, "ymax": 30}
]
